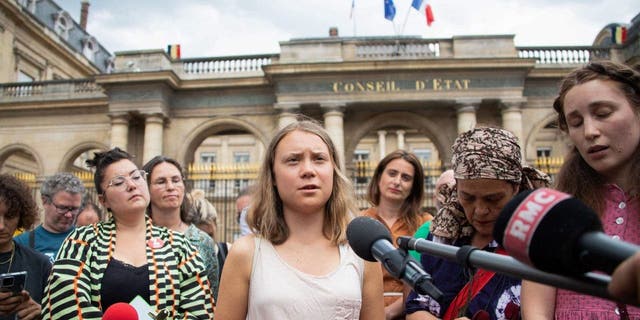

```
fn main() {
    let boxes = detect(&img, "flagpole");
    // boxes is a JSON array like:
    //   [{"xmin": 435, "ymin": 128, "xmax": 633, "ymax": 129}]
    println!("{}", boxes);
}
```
[
  {"xmin": 400, "ymin": 2, "xmax": 412, "ymax": 36},
  {"xmin": 353, "ymin": 3, "xmax": 357, "ymax": 36},
  {"xmin": 351, "ymin": 0, "xmax": 357, "ymax": 36}
]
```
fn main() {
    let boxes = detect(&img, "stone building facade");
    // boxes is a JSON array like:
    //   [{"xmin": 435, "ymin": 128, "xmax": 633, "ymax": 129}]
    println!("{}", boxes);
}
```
[{"xmin": 1, "ymin": 0, "xmax": 639, "ymax": 179}]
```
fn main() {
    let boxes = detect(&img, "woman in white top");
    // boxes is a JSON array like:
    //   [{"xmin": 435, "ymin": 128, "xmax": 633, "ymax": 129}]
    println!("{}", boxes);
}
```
[{"xmin": 216, "ymin": 117, "xmax": 384, "ymax": 320}]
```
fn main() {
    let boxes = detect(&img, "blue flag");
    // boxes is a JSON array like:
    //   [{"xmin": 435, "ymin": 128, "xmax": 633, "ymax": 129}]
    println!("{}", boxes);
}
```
[
  {"xmin": 384, "ymin": 0, "xmax": 396, "ymax": 21},
  {"xmin": 411, "ymin": 0, "xmax": 423, "ymax": 10}
]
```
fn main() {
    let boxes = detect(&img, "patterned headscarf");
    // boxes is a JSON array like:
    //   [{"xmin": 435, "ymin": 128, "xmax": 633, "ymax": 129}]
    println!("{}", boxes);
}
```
[{"xmin": 431, "ymin": 127, "xmax": 550, "ymax": 240}]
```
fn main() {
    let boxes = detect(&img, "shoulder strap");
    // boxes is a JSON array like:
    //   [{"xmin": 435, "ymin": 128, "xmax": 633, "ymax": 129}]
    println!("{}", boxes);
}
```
[
  {"xmin": 443, "ymin": 247, "xmax": 506, "ymax": 320},
  {"xmin": 28, "ymin": 230, "xmax": 35, "ymax": 249},
  {"xmin": 216, "ymin": 242, "xmax": 228, "ymax": 280},
  {"xmin": 220, "ymin": 242, "xmax": 228, "ymax": 256}
]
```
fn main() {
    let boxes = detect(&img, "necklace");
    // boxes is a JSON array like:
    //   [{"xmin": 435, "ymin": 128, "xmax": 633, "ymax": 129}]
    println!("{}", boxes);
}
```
[{"xmin": 0, "ymin": 243, "xmax": 15, "ymax": 273}]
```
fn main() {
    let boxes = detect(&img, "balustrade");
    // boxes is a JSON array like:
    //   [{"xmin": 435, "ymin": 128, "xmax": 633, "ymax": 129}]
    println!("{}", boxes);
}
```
[{"xmin": 517, "ymin": 46, "xmax": 610, "ymax": 64}]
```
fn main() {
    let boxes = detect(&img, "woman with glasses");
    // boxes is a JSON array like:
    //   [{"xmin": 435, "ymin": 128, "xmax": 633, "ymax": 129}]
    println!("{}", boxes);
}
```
[
  {"xmin": 142, "ymin": 156, "xmax": 220, "ymax": 300},
  {"xmin": 41, "ymin": 147, "xmax": 214, "ymax": 319}
]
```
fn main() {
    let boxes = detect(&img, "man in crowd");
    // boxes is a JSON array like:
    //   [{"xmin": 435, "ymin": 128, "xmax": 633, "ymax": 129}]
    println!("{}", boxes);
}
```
[{"xmin": 14, "ymin": 172, "xmax": 85, "ymax": 262}]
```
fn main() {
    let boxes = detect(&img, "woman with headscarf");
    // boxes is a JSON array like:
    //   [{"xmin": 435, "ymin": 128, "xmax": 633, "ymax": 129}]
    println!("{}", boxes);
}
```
[{"xmin": 405, "ymin": 127, "xmax": 549, "ymax": 320}]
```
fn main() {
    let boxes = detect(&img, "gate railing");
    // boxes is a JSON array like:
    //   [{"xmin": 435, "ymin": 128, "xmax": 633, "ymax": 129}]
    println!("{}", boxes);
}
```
[{"xmin": 11, "ymin": 157, "xmax": 562, "ymax": 243}]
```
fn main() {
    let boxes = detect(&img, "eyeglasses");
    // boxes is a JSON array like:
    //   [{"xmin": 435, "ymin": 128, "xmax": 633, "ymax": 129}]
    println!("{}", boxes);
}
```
[
  {"xmin": 104, "ymin": 169, "xmax": 148, "ymax": 192},
  {"xmin": 50, "ymin": 202, "xmax": 81, "ymax": 215},
  {"xmin": 151, "ymin": 176, "xmax": 184, "ymax": 189}
]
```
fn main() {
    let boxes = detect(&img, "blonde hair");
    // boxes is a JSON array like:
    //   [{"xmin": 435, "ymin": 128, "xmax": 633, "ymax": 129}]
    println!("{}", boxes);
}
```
[
  {"xmin": 247, "ymin": 118, "xmax": 356, "ymax": 245},
  {"xmin": 188, "ymin": 189, "xmax": 218, "ymax": 238}
]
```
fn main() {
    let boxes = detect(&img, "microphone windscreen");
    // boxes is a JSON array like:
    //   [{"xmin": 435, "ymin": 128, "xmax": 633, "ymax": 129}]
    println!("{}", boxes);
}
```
[
  {"xmin": 494, "ymin": 189, "xmax": 533, "ymax": 245},
  {"xmin": 494, "ymin": 188, "xmax": 603, "ymax": 274},
  {"xmin": 347, "ymin": 216, "xmax": 392, "ymax": 262},
  {"xmin": 103, "ymin": 302, "xmax": 139, "ymax": 320}
]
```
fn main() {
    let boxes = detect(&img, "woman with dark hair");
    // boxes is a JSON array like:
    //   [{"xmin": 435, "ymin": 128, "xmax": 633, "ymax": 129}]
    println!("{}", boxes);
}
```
[
  {"xmin": 0, "ymin": 174, "xmax": 50, "ymax": 319},
  {"xmin": 215, "ymin": 118, "xmax": 384, "ymax": 319},
  {"xmin": 41, "ymin": 147, "xmax": 214, "ymax": 319},
  {"xmin": 142, "ymin": 156, "xmax": 219, "ymax": 300},
  {"xmin": 406, "ymin": 127, "xmax": 549, "ymax": 320},
  {"xmin": 522, "ymin": 61, "xmax": 640, "ymax": 319},
  {"xmin": 362, "ymin": 150, "xmax": 432, "ymax": 319}
]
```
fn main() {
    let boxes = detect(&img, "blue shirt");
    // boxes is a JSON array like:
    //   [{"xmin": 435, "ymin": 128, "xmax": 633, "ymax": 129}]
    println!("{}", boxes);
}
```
[
  {"xmin": 14, "ymin": 225, "xmax": 74, "ymax": 263},
  {"xmin": 405, "ymin": 234, "xmax": 521, "ymax": 320}
]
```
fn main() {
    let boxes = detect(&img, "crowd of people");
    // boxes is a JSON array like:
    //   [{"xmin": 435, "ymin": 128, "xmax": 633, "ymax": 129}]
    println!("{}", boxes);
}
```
[{"xmin": 1, "ymin": 60, "xmax": 639, "ymax": 319}]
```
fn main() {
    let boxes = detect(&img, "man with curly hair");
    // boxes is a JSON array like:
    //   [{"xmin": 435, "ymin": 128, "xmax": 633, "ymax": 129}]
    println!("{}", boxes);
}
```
[{"xmin": 14, "ymin": 172, "xmax": 85, "ymax": 262}]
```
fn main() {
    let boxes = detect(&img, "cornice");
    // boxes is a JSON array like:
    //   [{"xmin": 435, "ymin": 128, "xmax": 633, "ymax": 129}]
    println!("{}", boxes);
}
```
[
  {"xmin": 179, "ymin": 76, "xmax": 271, "ymax": 90},
  {"xmin": 0, "ymin": 97, "xmax": 108, "ymax": 112},
  {"xmin": 95, "ymin": 70, "xmax": 181, "ymax": 89},
  {"xmin": 263, "ymin": 58, "xmax": 537, "ymax": 77}
]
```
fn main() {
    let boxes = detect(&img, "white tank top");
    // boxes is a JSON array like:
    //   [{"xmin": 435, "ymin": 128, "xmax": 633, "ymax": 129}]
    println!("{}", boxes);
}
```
[{"xmin": 247, "ymin": 237, "xmax": 365, "ymax": 320}]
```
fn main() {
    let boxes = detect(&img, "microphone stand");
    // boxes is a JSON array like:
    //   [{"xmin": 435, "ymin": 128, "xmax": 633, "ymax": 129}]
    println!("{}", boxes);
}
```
[{"xmin": 397, "ymin": 236, "xmax": 638, "ymax": 306}]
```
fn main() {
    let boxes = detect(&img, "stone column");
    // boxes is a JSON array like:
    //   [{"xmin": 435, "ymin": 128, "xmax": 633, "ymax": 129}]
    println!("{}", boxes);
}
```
[
  {"xmin": 456, "ymin": 102, "xmax": 479, "ymax": 134},
  {"xmin": 322, "ymin": 105, "xmax": 345, "ymax": 170},
  {"xmin": 396, "ymin": 130, "xmax": 406, "ymax": 150},
  {"xmin": 377, "ymin": 130, "xmax": 387, "ymax": 160},
  {"xmin": 109, "ymin": 114, "xmax": 130, "ymax": 149},
  {"xmin": 142, "ymin": 114, "xmax": 165, "ymax": 164},
  {"xmin": 501, "ymin": 100, "xmax": 525, "ymax": 146},
  {"xmin": 221, "ymin": 136, "xmax": 230, "ymax": 164},
  {"xmin": 275, "ymin": 103, "xmax": 300, "ymax": 129}
]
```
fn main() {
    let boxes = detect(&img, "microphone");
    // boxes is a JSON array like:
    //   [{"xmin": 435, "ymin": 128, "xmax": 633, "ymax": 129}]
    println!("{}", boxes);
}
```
[
  {"xmin": 346, "ymin": 216, "xmax": 443, "ymax": 301},
  {"xmin": 397, "ymin": 236, "xmax": 621, "ymax": 304},
  {"xmin": 493, "ymin": 188, "xmax": 640, "ymax": 275},
  {"xmin": 103, "ymin": 302, "xmax": 139, "ymax": 320}
]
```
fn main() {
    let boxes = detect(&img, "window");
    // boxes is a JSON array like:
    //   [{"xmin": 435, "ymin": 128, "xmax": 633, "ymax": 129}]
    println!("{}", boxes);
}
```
[
  {"xmin": 536, "ymin": 147, "xmax": 552, "ymax": 158},
  {"xmin": 200, "ymin": 152, "xmax": 216, "ymax": 163},
  {"xmin": 354, "ymin": 150, "xmax": 370, "ymax": 161},
  {"xmin": 53, "ymin": 11, "xmax": 73, "ymax": 40},
  {"xmin": 413, "ymin": 148, "xmax": 432, "ymax": 162},
  {"xmin": 234, "ymin": 152, "xmax": 250, "ymax": 163},
  {"xmin": 18, "ymin": 0, "xmax": 36, "ymax": 13},
  {"xmin": 353, "ymin": 150, "xmax": 370, "ymax": 184},
  {"xmin": 105, "ymin": 56, "xmax": 115, "ymax": 73},
  {"xmin": 82, "ymin": 36, "xmax": 98, "ymax": 62},
  {"xmin": 17, "ymin": 71, "xmax": 34, "ymax": 83}
]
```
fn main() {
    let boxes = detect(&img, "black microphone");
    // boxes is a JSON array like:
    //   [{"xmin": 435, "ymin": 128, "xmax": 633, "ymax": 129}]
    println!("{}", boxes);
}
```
[
  {"xmin": 493, "ymin": 188, "xmax": 640, "ymax": 275},
  {"xmin": 397, "ymin": 235, "xmax": 620, "ymax": 304},
  {"xmin": 346, "ymin": 216, "xmax": 443, "ymax": 301}
]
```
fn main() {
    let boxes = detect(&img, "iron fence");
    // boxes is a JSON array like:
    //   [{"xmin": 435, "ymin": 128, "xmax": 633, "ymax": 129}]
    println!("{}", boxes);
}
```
[{"xmin": 12, "ymin": 157, "xmax": 563, "ymax": 243}]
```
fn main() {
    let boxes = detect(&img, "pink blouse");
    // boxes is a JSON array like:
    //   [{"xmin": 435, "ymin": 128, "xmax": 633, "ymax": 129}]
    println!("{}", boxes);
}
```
[{"xmin": 555, "ymin": 184, "xmax": 640, "ymax": 319}]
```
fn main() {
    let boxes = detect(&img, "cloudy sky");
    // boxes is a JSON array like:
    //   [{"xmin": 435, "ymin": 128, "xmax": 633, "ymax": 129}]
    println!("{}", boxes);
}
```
[{"xmin": 56, "ymin": 0, "xmax": 638, "ymax": 58}]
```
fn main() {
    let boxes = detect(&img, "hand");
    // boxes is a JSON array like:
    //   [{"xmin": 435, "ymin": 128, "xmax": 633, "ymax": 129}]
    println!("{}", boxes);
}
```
[
  {"xmin": 0, "ymin": 290, "xmax": 22, "ymax": 315},
  {"xmin": 15, "ymin": 291, "xmax": 41, "ymax": 320},
  {"xmin": 609, "ymin": 252, "xmax": 640, "ymax": 304}
]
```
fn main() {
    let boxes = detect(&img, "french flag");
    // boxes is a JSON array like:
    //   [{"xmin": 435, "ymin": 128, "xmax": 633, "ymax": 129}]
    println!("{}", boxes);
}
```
[{"xmin": 411, "ymin": 0, "xmax": 435, "ymax": 27}]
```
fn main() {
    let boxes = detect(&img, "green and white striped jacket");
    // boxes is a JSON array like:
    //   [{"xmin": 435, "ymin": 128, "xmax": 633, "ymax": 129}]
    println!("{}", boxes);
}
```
[{"xmin": 41, "ymin": 217, "xmax": 215, "ymax": 319}]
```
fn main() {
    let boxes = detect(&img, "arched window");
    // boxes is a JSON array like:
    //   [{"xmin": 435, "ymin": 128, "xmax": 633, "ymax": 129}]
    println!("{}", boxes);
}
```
[
  {"xmin": 18, "ymin": 0, "xmax": 37, "ymax": 13},
  {"xmin": 82, "ymin": 36, "xmax": 98, "ymax": 61},
  {"xmin": 53, "ymin": 10, "xmax": 73, "ymax": 40}
]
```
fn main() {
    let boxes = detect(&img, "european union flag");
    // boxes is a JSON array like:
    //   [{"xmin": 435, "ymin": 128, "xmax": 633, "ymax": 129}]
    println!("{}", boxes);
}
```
[
  {"xmin": 411, "ymin": 0, "xmax": 423, "ymax": 10},
  {"xmin": 384, "ymin": 0, "xmax": 396, "ymax": 21}
]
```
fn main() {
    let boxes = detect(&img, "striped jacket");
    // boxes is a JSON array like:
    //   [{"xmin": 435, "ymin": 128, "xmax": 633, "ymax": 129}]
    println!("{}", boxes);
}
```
[{"xmin": 41, "ymin": 217, "xmax": 215, "ymax": 319}]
